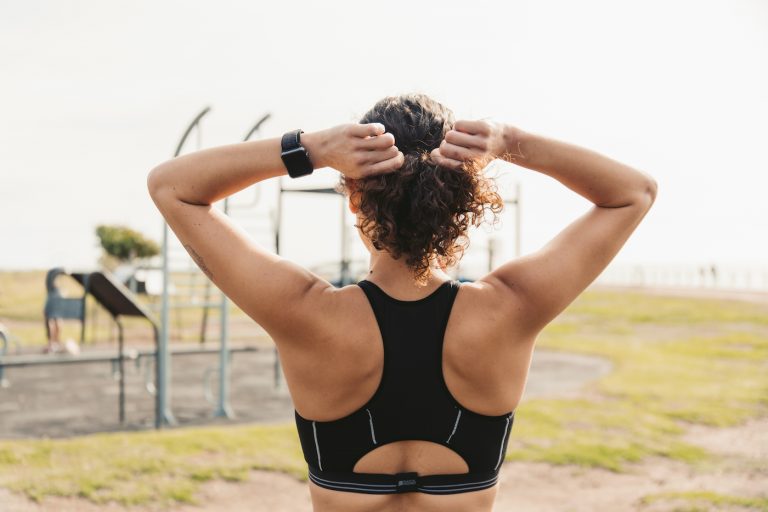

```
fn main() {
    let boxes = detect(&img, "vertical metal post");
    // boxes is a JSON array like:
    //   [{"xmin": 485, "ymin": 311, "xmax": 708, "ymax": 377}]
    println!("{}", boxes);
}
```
[
  {"xmin": 117, "ymin": 318, "xmax": 125, "ymax": 423},
  {"xmin": 157, "ymin": 222, "xmax": 176, "ymax": 427},
  {"xmin": 210, "ymin": 112, "xmax": 272, "ymax": 413},
  {"xmin": 215, "ymin": 198, "xmax": 235, "ymax": 418},
  {"xmin": 198, "ymin": 124, "xmax": 212, "ymax": 346},
  {"xmin": 154, "ymin": 107, "xmax": 210, "ymax": 428},
  {"xmin": 80, "ymin": 274, "xmax": 90, "ymax": 345}
]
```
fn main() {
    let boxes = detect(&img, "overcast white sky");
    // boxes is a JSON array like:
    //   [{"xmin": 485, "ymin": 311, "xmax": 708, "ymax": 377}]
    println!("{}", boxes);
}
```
[{"xmin": 1, "ymin": 0, "xmax": 767, "ymax": 274}]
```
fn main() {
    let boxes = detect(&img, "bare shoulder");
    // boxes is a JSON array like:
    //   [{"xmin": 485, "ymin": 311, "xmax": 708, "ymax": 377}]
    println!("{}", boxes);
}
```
[
  {"xmin": 272, "ymin": 281, "xmax": 377, "ymax": 350},
  {"xmin": 274, "ymin": 282, "xmax": 384, "ymax": 419},
  {"xmin": 442, "ymin": 278, "xmax": 537, "ymax": 415},
  {"xmin": 454, "ymin": 276, "xmax": 534, "ymax": 342},
  {"xmin": 308, "ymin": 282, "xmax": 379, "ymax": 340}
]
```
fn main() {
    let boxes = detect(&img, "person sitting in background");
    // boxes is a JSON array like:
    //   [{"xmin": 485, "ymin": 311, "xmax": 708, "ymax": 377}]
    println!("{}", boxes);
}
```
[
  {"xmin": 43, "ymin": 268, "xmax": 80, "ymax": 355},
  {"xmin": 43, "ymin": 316, "xmax": 80, "ymax": 355}
]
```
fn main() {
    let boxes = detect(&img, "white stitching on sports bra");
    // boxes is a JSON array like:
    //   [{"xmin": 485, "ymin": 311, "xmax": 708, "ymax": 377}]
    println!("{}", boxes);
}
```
[
  {"xmin": 366, "ymin": 408, "xmax": 378, "ymax": 445},
  {"xmin": 309, "ymin": 471, "xmax": 396, "ymax": 489},
  {"xmin": 309, "ymin": 477, "xmax": 397, "ymax": 493},
  {"xmin": 419, "ymin": 480, "xmax": 498, "ymax": 493},
  {"xmin": 494, "ymin": 415, "xmax": 511, "ymax": 470},
  {"xmin": 312, "ymin": 421, "xmax": 323, "ymax": 471},
  {"xmin": 446, "ymin": 408, "xmax": 462, "ymax": 444},
  {"xmin": 419, "ymin": 475, "xmax": 499, "ymax": 489}
]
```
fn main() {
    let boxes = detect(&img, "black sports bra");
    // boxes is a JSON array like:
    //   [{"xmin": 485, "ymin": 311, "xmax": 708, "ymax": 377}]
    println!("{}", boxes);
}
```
[{"xmin": 294, "ymin": 278, "xmax": 514, "ymax": 495}]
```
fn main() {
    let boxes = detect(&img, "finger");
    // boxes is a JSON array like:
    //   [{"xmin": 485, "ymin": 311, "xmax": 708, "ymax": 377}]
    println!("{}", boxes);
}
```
[
  {"xmin": 454, "ymin": 119, "xmax": 490, "ymax": 136},
  {"xmin": 366, "ymin": 151, "xmax": 404, "ymax": 176},
  {"xmin": 429, "ymin": 148, "xmax": 463, "ymax": 170},
  {"xmin": 438, "ymin": 140, "xmax": 483, "ymax": 161},
  {"xmin": 358, "ymin": 144, "xmax": 400, "ymax": 165},
  {"xmin": 358, "ymin": 145, "xmax": 399, "ymax": 165},
  {"xmin": 359, "ymin": 132, "xmax": 395, "ymax": 150},
  {"xmin": 444, "ymin": 130, "xmax": 488, "ymax": 151},
  {"xmin": 352, "ymin": 122, "xmax": 386, "ymax": 138}
]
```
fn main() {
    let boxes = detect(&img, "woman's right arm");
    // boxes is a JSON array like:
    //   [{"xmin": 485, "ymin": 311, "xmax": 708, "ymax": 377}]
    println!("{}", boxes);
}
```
[{"xmin": 433, "ymin": 121, "xmax": 658, "ymax": 336}]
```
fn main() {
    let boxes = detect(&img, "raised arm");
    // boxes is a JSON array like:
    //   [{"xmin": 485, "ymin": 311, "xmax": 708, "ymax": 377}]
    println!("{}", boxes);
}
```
[
  {"xmin": 146, "ymin": 123, "xmax": 403, "ymax": 340},
  {"xmin": 431, "ymin": 120, "xmax": 658, "ymax": 336}
]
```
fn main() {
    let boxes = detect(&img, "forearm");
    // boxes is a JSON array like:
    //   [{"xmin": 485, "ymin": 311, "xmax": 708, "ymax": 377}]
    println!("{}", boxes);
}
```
[
  {"xmin": 146, "ymin": 132, "xmax": 327, "ymax": 205},
  {"xmin": 502, "ymin": 126, "xmax": 657, "ymax": 208}
]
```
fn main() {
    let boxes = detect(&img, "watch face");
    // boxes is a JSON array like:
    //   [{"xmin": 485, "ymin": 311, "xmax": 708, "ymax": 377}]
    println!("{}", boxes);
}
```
[{"xmin": 282, "ymin": 147, "xmax": 313, "ymax": 176}]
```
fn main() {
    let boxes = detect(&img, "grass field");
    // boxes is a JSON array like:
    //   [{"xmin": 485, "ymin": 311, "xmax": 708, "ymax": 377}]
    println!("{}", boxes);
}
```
[
  {"xmin": 0, "ymin": 280, "xmax": 766, "ymax": 508},
  {"xmin": 508, "ymin": 291, "xmax": 768, "ymax": 467}
]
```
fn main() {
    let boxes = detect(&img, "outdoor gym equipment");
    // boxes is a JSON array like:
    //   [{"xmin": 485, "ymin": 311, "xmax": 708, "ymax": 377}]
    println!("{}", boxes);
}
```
[{"xmin": 1, "ymin": 269, "xmax": 161, "ymax": 424}]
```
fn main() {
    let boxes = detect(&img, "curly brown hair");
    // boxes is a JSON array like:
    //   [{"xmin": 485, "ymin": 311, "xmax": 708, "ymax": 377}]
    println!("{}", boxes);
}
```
[{"xmin": 335, "ymin": 93, "xmax": 504, "ymax": 285}]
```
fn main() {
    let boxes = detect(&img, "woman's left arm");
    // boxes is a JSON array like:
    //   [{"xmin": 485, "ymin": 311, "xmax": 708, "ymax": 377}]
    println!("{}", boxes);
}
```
[{"xmin": 147, "ymin": 122, "xmax": 403, "ymax": 340}]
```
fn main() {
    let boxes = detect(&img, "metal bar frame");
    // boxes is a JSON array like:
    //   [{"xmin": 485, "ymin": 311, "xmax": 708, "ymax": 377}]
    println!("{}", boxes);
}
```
[{"xmin": 158, "ymin": 107, "xmax": 211, "ymax": 428}]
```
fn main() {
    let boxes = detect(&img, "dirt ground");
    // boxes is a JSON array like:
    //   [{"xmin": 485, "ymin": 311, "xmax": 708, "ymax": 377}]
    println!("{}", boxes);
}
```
[{"xmin": 2, "ymin": 417, "xmax": 765, "ymax": 512}]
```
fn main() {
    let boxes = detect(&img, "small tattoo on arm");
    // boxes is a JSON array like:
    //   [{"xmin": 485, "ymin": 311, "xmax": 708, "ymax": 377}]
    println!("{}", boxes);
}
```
[{"xmin": 183, "ymin": 244, "xmax": 214, "ymax": 280}]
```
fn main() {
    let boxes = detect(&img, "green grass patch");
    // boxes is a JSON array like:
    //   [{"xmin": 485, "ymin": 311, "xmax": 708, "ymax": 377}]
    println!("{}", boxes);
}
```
[
  {"xmin": 567, "ymin": 290, "xmax": 768, "ymax": 326},
  {"xmin": 505, "ymin": 289, "xmax": 768, "ymax": 471},
  {"xmin": 0, "ymin": 271, "xmax": 48, "ymax": 322},
  {"xmin": 537, "ymin": 332, "xmax": 768, "ymax": 426},
  {"xmin": 0, "ymin": 423, "xmax": 305, "ymax": 506},
  {"xmin": 507, "ymin": 398, "xmax": 708, "ymax": 471},
  {"xmin": 640, "ymin": 490, "xmax": 768, "ymax": 511}
]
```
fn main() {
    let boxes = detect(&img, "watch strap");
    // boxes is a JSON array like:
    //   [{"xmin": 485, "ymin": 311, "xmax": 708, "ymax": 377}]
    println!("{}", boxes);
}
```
[
  {"xmin": 280, "ymin": 129, "xmax": 314, "ymax": 178},
  {"xmin": 281, "ymin": 129, "xmax": 303, "ymax": 152}
]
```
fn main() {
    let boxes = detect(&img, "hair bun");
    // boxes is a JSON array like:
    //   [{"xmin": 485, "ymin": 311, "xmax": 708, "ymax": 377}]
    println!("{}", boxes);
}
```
[
  {"xmin": 337, "ymin": 93, "xmax": 503, "ymax": 284},
  {"xmin": 402, "ymin": 150, "xmax": 433, "ymax": 166}
]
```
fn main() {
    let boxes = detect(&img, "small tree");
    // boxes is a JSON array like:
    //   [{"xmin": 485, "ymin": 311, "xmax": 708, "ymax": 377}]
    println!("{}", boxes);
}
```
[{"xmin": 95, "ymin": 225, "xmax": 160, "ymax": 269}]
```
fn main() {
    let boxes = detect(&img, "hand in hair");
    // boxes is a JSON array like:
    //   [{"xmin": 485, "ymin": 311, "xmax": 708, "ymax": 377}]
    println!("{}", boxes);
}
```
[
  {"xmin": 429, "ymin": 119, "xmax": 508, "ymax": 169},
  {"xmin": 307, "ymin": 122, "xmax": 405, "ymax": 179}
]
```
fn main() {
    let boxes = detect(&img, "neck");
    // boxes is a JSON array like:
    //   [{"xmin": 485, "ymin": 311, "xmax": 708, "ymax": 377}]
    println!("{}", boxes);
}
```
[{"xmin": 367, "ymin": 250, "xmax": 452, "ymax": 289}]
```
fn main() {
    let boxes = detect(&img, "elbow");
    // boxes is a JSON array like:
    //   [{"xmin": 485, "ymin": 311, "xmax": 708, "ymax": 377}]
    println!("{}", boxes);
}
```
[
  {"xmin": 147, "ymin": 167, "xmax": 160, "ymax": 199},
  {"xmin": 621, "ymin": 175, "xmax": 658, "ymax": 210},
  {"xmin": 643, "ymin": 175, "xmax": 658, "ymax": 205},
  {"xmin": 146, "ymin": 165, "xmax": 169, "ymax": 201},
  {"xmin": 146, "ymin": 168, "xmax": 157, "ymax": 198},
  {"xmin": 599, "ymin": 175, "xmax": 658, "ymax": 209},
  {"xmin": 630, "ymin": 171, "xmax": 658, "ymax": 208},
  {"xmin": 146, "ymin": 164, "xmax": 207, "ymax": 207}
]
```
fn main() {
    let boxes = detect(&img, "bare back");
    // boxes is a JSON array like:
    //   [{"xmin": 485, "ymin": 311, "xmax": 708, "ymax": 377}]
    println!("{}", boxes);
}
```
[{"xmin": 275, "ymin": 277, "xmax": 534, "ymax": 512}]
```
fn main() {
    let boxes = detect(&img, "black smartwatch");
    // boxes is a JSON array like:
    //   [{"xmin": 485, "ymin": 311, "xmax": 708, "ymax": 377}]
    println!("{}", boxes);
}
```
[{"xmin": 280, "ymin": 129, "xmax": 314, "ymax": 178}]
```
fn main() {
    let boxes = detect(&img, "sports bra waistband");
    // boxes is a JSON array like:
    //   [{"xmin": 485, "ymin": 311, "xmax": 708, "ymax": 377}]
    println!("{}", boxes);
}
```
[{"xmin": 307, "ymin": 465, "xmax": 500, "ymax": 495}]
